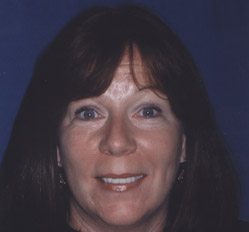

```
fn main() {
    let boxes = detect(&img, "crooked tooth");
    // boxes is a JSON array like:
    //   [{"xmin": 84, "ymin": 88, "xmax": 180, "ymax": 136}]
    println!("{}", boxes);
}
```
[{"xmin": 102, "ymin": 175, "xmax": 143, "ymax": 184}]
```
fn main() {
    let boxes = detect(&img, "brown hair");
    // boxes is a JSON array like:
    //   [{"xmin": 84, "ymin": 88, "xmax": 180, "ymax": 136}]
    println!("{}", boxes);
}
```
[{"xmin": 0, "ymin": 5, "xmax": 238, "ymax": 232}]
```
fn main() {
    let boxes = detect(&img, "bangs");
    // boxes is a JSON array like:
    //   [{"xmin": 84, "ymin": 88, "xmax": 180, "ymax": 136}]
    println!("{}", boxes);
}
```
[
  {"xmin": 56, "ymin": 6, "xmax": 177, "ymax": 102},
  {"xmin": 64, "ymin": 40, "xmax": 171, "ymax": 103},
  {"xmin": 41, "ymin": 5, "xmax": 201, "ymax": 125}
]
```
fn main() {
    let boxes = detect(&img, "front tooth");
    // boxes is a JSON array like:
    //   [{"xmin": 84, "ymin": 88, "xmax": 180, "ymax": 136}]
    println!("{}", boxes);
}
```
[{"xmin": 102, "ymin": 175, "xmax": 143, "ymax": 184}]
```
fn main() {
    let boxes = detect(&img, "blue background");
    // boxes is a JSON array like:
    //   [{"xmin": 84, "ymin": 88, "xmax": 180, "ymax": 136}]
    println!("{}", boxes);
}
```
[{"xmin": 0, "ymin": 0, "xmax": 248, "ymax": 220}]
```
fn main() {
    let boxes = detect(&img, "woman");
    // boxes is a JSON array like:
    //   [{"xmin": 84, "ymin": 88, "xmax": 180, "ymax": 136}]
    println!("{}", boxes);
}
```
[{"xmin": 0, "ymin": 4, "xmax": 247, "ymax": 232}]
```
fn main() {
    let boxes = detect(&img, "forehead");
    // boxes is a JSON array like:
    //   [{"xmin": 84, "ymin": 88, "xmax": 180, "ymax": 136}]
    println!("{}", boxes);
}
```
[
  {"xmin": 114, "ymin": 48, "xmax": 148, "ymax": 86},
  {"xmin": 101, "ymin": 51, "xmax": 144, "ymax": 101},
  {"xmin": 102, "ymin": 49, "xmax": 166, "ymax": 101},
  {"xmin": 120, "ymin": 47, "xmax": 143, "ymax": 65}
]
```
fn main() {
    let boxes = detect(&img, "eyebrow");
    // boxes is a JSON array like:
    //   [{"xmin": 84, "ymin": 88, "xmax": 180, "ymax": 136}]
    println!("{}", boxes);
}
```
[{"xmin": 137, "ymin": 85, "xmax": 169, "ymax": 100}]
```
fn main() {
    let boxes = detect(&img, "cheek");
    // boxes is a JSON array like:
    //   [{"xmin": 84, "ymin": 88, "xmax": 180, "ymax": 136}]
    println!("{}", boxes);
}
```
[
  {"xmin": 140, "ymin": 124, "xmax": 183, "ymax": 162},
  {"xmin": 58, "ymin": 131, "xmax": 98, "ymax": 205},
  {"xmin": 58, "ymin": 131, "xmax": 94, "ymax": 179},
  {"xmin": 140, "ymin": 126, "xmax": 183, "ymax": 186}
]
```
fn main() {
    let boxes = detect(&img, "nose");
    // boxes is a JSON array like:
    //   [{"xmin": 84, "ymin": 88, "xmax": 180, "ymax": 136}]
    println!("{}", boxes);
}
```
[{"xmin": 99, "ymin": 116, "xmax": 137, "ymax": 156}]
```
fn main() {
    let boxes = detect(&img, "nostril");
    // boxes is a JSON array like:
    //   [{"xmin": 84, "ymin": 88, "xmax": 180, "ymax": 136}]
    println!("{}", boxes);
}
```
[
  {"xmin": 98, "ymin": 120, "xmax": 136, "ymax": 156},
  {"xmin": 99, "ymin": 136, "xmax": 137, "ymax": 156}
]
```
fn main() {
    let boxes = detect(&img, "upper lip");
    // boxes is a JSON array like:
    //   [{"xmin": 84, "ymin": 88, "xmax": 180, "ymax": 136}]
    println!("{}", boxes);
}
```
[{"xmin": 97, "ymin": 173, "xmax": 146, "ymax": 178}]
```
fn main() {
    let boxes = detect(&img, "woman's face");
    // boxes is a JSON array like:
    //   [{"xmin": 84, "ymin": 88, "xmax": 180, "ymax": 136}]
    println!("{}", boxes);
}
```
[{"xmin": 57, "ymin": 51, "xmax": 186, "ymax": 230}]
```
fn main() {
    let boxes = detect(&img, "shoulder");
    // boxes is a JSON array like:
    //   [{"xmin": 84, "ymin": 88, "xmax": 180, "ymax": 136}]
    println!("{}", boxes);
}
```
[{"xmin": 237, "ymin": 220, "xmax": 249, "ymax": 232}]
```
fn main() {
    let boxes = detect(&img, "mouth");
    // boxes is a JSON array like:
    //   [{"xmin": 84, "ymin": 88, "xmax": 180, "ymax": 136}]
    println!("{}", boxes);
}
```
[{"xmin": 96, "ymin": 174, "xmax": 146, "ymax": 192}]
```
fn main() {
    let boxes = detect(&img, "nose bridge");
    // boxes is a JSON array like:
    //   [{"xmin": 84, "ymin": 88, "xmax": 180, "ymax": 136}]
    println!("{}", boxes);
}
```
[{"xmin": 99, "ymin": 114, "xmax": 136, "ymax": 156}]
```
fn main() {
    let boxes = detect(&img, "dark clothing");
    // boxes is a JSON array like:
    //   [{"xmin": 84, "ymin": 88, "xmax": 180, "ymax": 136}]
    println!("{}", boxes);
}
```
[
  {"xmin": 238, "ymin": 220, "xmax": 249, "ymax": 232},
  {"xmin": 2, "ymin": 220, "xmax": 248, "ymax": 232},
  {"xmin": 66, "ymin": 220, "xmax": 249, "ymax": 232}
]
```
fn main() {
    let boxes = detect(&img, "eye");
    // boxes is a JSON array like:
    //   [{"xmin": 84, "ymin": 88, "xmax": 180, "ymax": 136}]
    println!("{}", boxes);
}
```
[
  {"xmin": 138, "ymin": 106, "xmax": 162, "ymax": 118},
  {"xmin": 75, "ymin": 107, "xmax": 99, "ymax": 121}
]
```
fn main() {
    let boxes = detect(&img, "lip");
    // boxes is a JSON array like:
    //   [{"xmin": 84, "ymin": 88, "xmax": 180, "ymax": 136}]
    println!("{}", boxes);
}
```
[
  {"xmin": 96, "ymin": 173, "xmax": 146, "ymax": 192},
  {"xmin": 98, "ymin": 173, "xmax": 145, "ymax": 178}
]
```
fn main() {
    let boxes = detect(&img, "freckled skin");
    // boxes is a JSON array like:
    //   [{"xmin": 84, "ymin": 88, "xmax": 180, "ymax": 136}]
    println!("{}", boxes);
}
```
[{"xmin": 57, "ymin": 50, "xmax": 186, "ymax": 232}]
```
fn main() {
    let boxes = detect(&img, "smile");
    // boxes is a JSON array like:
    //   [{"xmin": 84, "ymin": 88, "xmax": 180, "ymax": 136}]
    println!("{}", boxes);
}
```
[
  {"xmin": 97, "ymin": 174, "xmax": 146, "ymax": 192},
  {"xmin": 101, "ymin": 175, "xmax": 144, "ymax": 184}
]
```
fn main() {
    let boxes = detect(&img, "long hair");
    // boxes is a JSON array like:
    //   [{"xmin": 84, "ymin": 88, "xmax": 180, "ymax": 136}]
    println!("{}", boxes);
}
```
[{"xmin": 0, "ymin": 5, "xmax": 238, "ymax": 232}]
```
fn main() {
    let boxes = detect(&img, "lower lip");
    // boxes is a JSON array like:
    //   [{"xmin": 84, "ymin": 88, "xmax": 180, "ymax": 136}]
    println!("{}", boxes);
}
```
[{"xmin": 97, "ymin": 175, "xmax": 146, "ymax": 192}]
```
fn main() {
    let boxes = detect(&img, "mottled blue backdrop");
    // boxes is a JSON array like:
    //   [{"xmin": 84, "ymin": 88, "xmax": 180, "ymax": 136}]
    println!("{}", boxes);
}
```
[{"xmin": 0, "ymin": 0, "xmax": 248, "ymax": 220}]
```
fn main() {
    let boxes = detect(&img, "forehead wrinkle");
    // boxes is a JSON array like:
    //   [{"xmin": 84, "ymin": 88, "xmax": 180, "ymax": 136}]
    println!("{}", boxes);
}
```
[{"xmin": 102, "ymin": 71, "xmax": 137, "ymax": 102}]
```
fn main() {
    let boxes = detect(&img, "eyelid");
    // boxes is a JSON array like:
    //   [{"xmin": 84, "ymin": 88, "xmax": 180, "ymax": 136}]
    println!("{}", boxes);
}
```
[
  {"xmin": 75, "ymin": 106, "xmax": 94, "ymax": 115},
  {"xmin": 74, "ymin": 105, "xmax": 104, "ymax": 119},
  {"xmin": 134, "ymin": 103, "xmax": 163, "ymax": 117},
  {"xmin": 136, "ymin": 103, "xmax": 162, "ymax": 111}
]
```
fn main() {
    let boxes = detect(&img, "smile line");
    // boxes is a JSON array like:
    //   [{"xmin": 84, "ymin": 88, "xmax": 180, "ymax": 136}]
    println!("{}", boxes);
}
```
[{"xmin": 100, "ymin": 175, "xmax": 144, "ymax": 184}]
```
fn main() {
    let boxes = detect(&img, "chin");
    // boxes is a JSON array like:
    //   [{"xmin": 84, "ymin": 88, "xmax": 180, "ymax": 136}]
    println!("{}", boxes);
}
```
[{"xmin": 97, "ymin": 202, "xmax": 147, "ymax": 227}]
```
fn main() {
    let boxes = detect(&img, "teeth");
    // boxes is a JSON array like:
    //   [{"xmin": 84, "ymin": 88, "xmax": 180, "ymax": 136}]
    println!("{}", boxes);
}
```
[{"xmin": 101, "ymin": 175, "xmax": 143, "ymax": 184}]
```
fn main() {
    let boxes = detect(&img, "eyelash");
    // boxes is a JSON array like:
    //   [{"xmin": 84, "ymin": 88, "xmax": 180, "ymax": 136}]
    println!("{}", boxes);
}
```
[
  {"xmin": 74, "ymin": 106, "xmax": 100, "ymax": 121},
  {"xmin": 137, "ymin": 105, "xmax": 162, "ymax": 119},
  {"xmin": 74, "ymin": 104, "xmax": 162, "ymax": 121}
]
